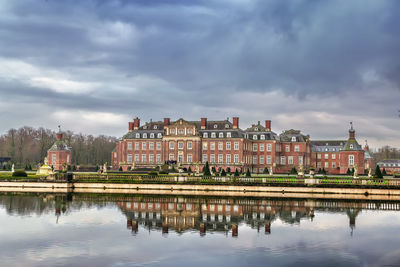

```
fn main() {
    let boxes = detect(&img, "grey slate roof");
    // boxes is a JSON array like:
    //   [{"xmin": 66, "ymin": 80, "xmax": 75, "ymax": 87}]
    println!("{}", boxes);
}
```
[
  {"xmin": 48, "ymin": 140, "xmax": 71, "ymax": 152},
  {"xmin": 311, "ymin": 140, "xmax": 346, "ymax": 152},
  {"xmin": 280, "ymin": 129, "xmax": 309, "ymax": 142}
]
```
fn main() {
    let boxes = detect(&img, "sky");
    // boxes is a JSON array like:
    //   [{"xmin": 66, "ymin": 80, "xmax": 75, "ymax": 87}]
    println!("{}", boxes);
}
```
[{"xmin": 0, "ymin": 0, "xmax": 399, "ymax": 148}]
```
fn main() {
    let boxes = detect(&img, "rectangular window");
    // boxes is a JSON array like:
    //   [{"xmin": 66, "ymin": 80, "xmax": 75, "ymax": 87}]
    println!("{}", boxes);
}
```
[
  {"xmin": 203, "ymin": 142, "xmax": 208, "ymax": 150},
  {"xmin": 299, "ymin": 156, "xmax": 303, "ymax": 166},
  {"xmin": 210, "ymin": 154, "xmax": 215, "ymax": 163},
  {"xmin": 203, "ymin": 154, "xmax": 208, "ymax": 163},
  {"xmin": 325, "ymin": 154, "xmax": 329, "ymax": 159},
  {"xmin": 187, "ymin": 154, "xmax": 192, "ymax": 163},
  {"xmin": 149, "ymin": 154, "xmax": 154, "ymax": 163},
  {"xmin": 234, "ymin": 142, "xmax": 239, "ymax": 150},
  {"xmin": 134, "ymin": 154, "xmax": 139, "ymax": 162},
  {"xmin": 156, "ymin": 154, "xmax": 161, "ymax": 163},
  {"xmin": 288, "ymin": 156, "xmax": 293, "ymax": 165},
  {"xmin": 324, "ymin": 162, "xmax": 329, "ymax": 168},
  {"xmin": 218, "ymin": 154, "xmax": 223, "ymax": 163},
  {"xmin": 210, "ymin": 142, "xmax": 215, "ymax": 150},
  {"xmin": 169, "ymin": 154, "xmax": 174, "ymax": 160},
  {"xmin": 141, "ymin": 154, "xmax": 146, "ymax": 163},
  {"xmin": 52, "ymin": 154, "xmax": 56, "ymax": 164},
  {"xmin": 332, "ymin": 162, "xmax": 336, "ymax": 168},
  {"xmin": 187, "ymin": 142, "xmax": 192, "ymax": 150},
  {"xmin": 280, "ymin": 156, "xmax": 286, "ymax": 165},
  {"xmin": 294, "ymin": 145, "xmax": 299, "ymax": 152},
  {"xmin": 253, "ymin": 156, "xmax": 257, "ymax": 164},
  {"xmin": 156, "ymin": 142, "xmax": 161, "ymax": 150},
  {"xmin": 260, "ymin": 144, "xmax": 265, "ymax": 151},
  {"xmin": 218, "ymin": 142, "xmax": 223, "ymax": 150},
  {"xmin": 149, "ymin": 142, "xmax": 154, "ymax": 150},
  {"xmin": 226, "ymin": 154, "xmax": 231, "ymax": 163},
  {"xmin": 317, "ymin": 154, "xmax": 321, "ymax": 159},
  {"xmin": 332, "ymin": 154, "xmax": 336, "ymax": 160},
  {"xmin": 67, "ymin": 155, "xmax": 70, "ymax": 163},
  {"xmin": 142, "ymin": 142, "xmax": 147, "ymax": 150},
  {"xmin": 260, "ymin": 155, "xmax": 264, "ymax": 164},
  {"xmin": 253, "ymin": 144, "xmax": 257, "ymax": 151},
  {"xmin": 127, "ymin": 142, "xmax": 132, "ymax": 150},
  {"xmin": 178, "ymin": 154, "xmax": 183, "ymax": 162},
  {"xmin": 285, "ymin": 145, "xmax": 290, "ymax": 152},
  {"xmin": 267, "ymin": 155, "xmax": 271, "ymax": 164},
  {"xmin": 127, "ymin": 154, "xmax": 132, "ymax": 163},
  {"xmin": 234, "ymin": 154, "xmax": 239, "ymax": 163},
  {"xmin": 178, "ymin": 142, "xmax": 184, "ymax": 149},
  {"xmin": 267, "ymin": 143, "xmax": 272, "ymax": 152},
  {"xmin": 135, "ymin": 142, "xmax": 139, "ymax": 150},
  {"xmin": 349, "ymin": 155, "xmax": 354, "ymax": 166},
  {"xmin": 226, "ymin": 142, "xmax": 231, "ymax": 150},
  {"xmin": 317, "ymin": 162, "xmax": 321, "ymax": 168},
  {"xmin": 169, "ymin": 142, "xmax": 174, "ymax": 150}
]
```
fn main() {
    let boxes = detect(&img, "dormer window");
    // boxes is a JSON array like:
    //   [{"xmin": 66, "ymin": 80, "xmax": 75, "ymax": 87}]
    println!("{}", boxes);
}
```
[
  {"xmin": 350, "ymin": 144, "xmax": 354, "ymax": 149},
  {"xmin": 225, "ymin": 124, "xmax": 229, "ymax": 128},
  {"xmin": 135, "ymin": 133, "xmax": 140, "ymax": 138},
  {"xmin": 150, "ymin": 133, "xmax": 154, "ymax": 138},
  {"xmin": 253, "ymin": 135, "xmax": 257, "ymax": 140},
  {"xmin": 219, "ymin": 132, "xmax": 223, "ymax": 138},
  {"xmin": 143, "ymin": 126, "xmax": 147, "ymax": 129},
  {"xmin": 260, "ymin": 135, "xmax": 265, "ymax": 140},
  {"xmin": 154, "ymin": 125, "xmax": 157, "ymax": 129},
  {"xmin": 211, "ymin": 132, "xmax": 216, "ymax": 138},
  {"xmin": 226, "ymin": 132, "xmax": 231, "ymax": 138},
  {"xmin": 214, "ymin": 124, "xmax": 218, "ymax": 129},
  {"xmin": 143, "ymin": 133, "xmax": 147, "ymax": 138},
  {"xmin": 203, "ymin": 133, "xmax": 208, "ymax": 138},
  {"xmin": 325, "ymin": 148, "xmax": 328, "ymax": 151},
  {"xmin": 170, "ymin": 129, "xmax": 175, "ymax": 134},
  {"xmin": 291, "ymin": 136, "xmax": 296, "ymax": 142},
  {"xmin": 255, "ymin": 127, "xmax": 258, "ymax": 131},
  {"xmin": 157, "ymin": 133, "xmax": 162, "ymax": 138}
]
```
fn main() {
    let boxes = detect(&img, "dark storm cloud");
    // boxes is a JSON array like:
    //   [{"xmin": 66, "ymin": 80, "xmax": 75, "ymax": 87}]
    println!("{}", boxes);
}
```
[{"xmin": 0, "ymin": 0, "xmax": 399, "ymax": 145}]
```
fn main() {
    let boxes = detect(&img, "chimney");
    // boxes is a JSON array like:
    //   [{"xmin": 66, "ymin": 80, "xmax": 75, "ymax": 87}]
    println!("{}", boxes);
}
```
[
  {"xmin": 133, "ymin": 117, "xmax": 140, "ymax": 130},
  {"xmin": 163, "ymin": 118, "xmax": 170, "ymax": 126},
  {"xmin": 128, "ymin": 122, "xmax": 134, "ymax": 132},
  {"xmin": 201, "ymin": 118, "xmax": 207, "ymax": 129},
  {"xmin": 233, "ymin": 117, "xmax": 239, "ymax": 129},
  {"xmin": 265, "ymin": 120, "xmax": 271, "ymax": 131},
  {"xmin": 349, "ymin": 122, "xmax": 355, "ymax": 139}
]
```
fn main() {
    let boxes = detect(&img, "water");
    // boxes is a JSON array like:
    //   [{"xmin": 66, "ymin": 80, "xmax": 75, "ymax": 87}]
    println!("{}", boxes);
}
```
[{"xmin": 1, "ymin": 193, "xmax": 400, "ymax": 267}]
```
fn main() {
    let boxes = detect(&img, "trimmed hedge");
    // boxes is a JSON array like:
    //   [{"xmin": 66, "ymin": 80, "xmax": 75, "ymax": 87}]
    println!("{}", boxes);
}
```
[{"xmin": 12, "ymin": 170, "xmax": 27, "ymax": 177}]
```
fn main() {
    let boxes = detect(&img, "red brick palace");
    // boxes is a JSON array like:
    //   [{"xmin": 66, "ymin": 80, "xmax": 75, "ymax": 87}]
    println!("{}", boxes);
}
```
[{"xmin": 111, "ymin": 117, "xmax": 373, "ymax": 174}]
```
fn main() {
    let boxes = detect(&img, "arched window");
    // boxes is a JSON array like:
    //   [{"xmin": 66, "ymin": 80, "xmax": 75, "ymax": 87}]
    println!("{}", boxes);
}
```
[
  {"xmin": 150, "ymin": 133, "xmax": 155, "ymax": 138},
  {"xmin": 253, "ymin": 135, "xmax": 257, "ymax": 140},
  {"xmin": 157, "ymin": 133, "xmax": 162, "ymax": 138},
  {"xmin": 226, "ymin": 132, "xmax": 231, "ymax": 138},
  {"xmin": 203, "ymin": 133, "xmax": 208, "ymax": 138},
  {"xmin": 211, "ymin": 132, "xmax": 216, "ymax": 138},
  {"xmin": 135, "ymin": 133, "xmax": 140, "ymax": 138},
  {"xmin": 143, "ymin": 133, "xmax": 147, "ymax": 138},
  {"xmin": 219, "ymin": 132, "xmax": 224, "ymax": 138},
  {"xmin": 260, "ymin": 135, "xmax": 265, "ymax": 140}
]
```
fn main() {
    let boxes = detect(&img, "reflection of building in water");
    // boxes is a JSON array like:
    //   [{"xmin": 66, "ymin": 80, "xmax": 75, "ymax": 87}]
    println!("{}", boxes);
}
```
[{"xmin": 118, "ymin": 197, "xmax": 318, "ymax": 236}]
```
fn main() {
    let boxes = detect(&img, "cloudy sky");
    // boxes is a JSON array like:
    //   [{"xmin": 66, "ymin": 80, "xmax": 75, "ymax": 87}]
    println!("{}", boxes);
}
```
[{"xmin": 0, "ymin": 0, "xmax": 399, "ymax": 148}]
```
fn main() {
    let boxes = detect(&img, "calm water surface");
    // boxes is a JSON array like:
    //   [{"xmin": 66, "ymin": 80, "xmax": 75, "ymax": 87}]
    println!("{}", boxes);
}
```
[{"xmin": 1, "ymin": 192, "xmax": 400, "ymax": 267}]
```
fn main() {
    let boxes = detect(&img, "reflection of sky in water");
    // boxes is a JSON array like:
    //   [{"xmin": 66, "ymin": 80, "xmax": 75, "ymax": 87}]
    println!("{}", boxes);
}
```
[{"xmin": 1, "ymin": 196, "xmax": 400, "ymax": 267}]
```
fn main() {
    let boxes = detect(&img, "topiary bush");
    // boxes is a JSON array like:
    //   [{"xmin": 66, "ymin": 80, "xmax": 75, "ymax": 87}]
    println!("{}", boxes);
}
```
[{"xmin": 12, "ymin": 170, "xmax": 28, "ymax": 177}]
